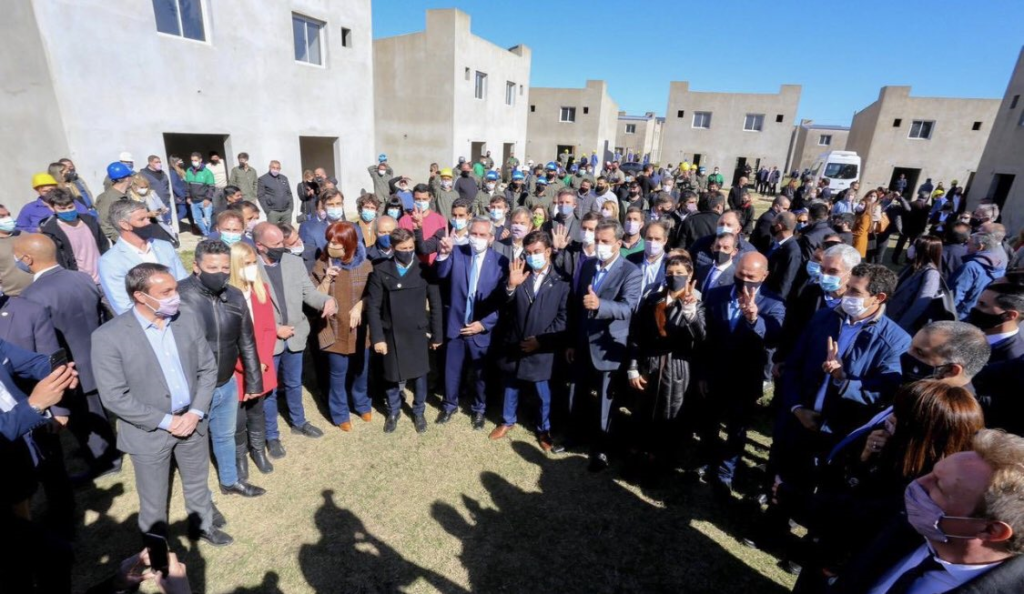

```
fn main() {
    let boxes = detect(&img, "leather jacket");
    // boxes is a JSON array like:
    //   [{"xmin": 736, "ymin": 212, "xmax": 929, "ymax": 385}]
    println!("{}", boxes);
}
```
[{"xmin": 178, "ymin": 275, "xmax": 263, "ymax": 392}]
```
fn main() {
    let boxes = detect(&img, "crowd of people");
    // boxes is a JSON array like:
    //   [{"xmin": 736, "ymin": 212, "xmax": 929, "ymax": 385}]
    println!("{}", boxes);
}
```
[{"xmin": 3, "ymin": 148, "xmax": 1024, "ymax": 593}]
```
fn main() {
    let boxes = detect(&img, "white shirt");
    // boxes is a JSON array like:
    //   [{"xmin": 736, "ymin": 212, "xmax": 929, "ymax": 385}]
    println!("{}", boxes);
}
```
[
  {"xmin": 868, "ymin": 543, "xmax": 1000, "ymax": 594},
  {"xmin": 129, "ymin": 240, "xmax": 158, "ymax": 263},
  {"xmin": 532, "ymin": 266, "xmax": 548, "ymax": 294},
  {"xmin": 987, "ymin": 328, "xmax": 1019, "ymax": 345},
  {"xmin": 641, "ymin": 253, "xmax": 664, "ymax": 295},
  {"xmin": 33, "ymin": 264, "xmax": 61, "ymax": 281}
]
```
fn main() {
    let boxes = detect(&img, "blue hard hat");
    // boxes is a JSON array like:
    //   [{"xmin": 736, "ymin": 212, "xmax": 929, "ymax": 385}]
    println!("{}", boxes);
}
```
[
  {"xmin": 378, "ymin": 153, "xmax": 387, "ymax": 162},
  {"xmin": 107, "ymin": 161, "xmax": 133, "ymax": 181},
  {"xmin": 545, "ymin": 162, "xmax": 557, "ymax": 170},
  {"xmin": 536, "ymin": 176, "xmax": 548, "ymax": 185},
  {"xmin": 511, "ymin": 171, "xmax": 524, "ymax": 181},
  {"xmin": 485, "ymin": 171, "xmax": 498, "ymax": 181},
  {"xmin": 570, "ymin": 164, "xmax": 578, "ymax": 173}
]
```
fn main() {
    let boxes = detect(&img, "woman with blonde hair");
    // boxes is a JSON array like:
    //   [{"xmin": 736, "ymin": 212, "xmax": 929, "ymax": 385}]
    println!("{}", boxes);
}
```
[
  {"xmin": 227, "ymin": 242, "xmax": 278, "ymax": 475},
  {"xmin": 128, "ymin": 173, "xmax": 177, "ymax": 244}
]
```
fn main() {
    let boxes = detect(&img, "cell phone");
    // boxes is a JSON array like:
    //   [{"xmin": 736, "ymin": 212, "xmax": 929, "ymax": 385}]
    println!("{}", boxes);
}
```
[
  {"xmin": 49, "ymin": 349, "xmax": 68, "ymax": 372},
  {"xmin": 143, "ymin": 532, "xmax": 169, "ymax": 576}
]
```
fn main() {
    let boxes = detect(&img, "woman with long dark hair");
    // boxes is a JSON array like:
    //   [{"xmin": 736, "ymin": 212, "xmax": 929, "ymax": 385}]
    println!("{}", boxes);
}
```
[{"xmin": 886, "ymin": 234, "xmax": 943, "ymax": 333}]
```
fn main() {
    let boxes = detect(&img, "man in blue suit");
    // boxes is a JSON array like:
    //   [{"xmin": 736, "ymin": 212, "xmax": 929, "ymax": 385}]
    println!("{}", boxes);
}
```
[
  {"xmin": 694, "ymin": 233, "xmax": 738, "ymax": 294},
  {"xmin": 435, "ymin": 217, "xmax": 509, "ymax": 429},
  {"xmin": 16, "ymin": 233, "xmax": 119, "ymax": 478},
  {"xmin": 626, "ymin": 220, "xmax": 670, "ymax": 306},
  {"xmin": 490, "ymin": 230, "xmax": 569, "ymax": 451},
  {"xmin": 568, "ymin": 218, "xmax": 641, "ymax": 471},
  {"xmin": 697, "ymin": 251, "xmax": 785, "ymax": 492}
]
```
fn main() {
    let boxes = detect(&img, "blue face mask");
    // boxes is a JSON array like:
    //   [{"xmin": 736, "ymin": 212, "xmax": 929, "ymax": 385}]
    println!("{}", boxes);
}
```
[
  {"xmin": 805, "ymin": 261, "xmax": 822, "ymax": 280},
  {"xmin": 526, "ymin": 253, "xmax": 546, "ymax": 270},
  {"xmin": 489, "ymin": 208, "xmax": 505, "ymax": 221},
  {"xmin": 377, "ymin": 234, "xmax": 391, "ymax": 249},
  {"xmin": 14, "ymin": 257, "xmax": 31, "ymax": 274},
  {"xmin": 387, "ymin": 208, "xmax": 401, "ymax": 219},
  {"xmin": 0, "ymin": 218, "xmax": 15, "ymax": 233},
  {"xmin": 414, "ymin": 201, "xmax": 431, "ymax": 212},
  {"xmin": 558, "ymin": 204, "xmax": 574, "ymax": 217},
  {"xmin": 326, "ymin": 207, "xmax": 344, "ymax": 221},
  {"xmin": 361, "ymin": 209, "xmax": 377, "ymax": 223},
  {"xmin": 56, "ymin": 210, "xmax": 79, "ymax": 222},
  {"xmin": 819, "ymin": 274, "xmax": 843, "ymax": 293},
  {"xmin": 716, "ymin": 225, "xmax": 731, "ymax": 236},
  {"xmin": 221, "ymin": 231, "xmax": 242, "ymax": 246},
  {"xmin": 451, "ymin": 218, "xmax": 468, "ymax": 231}
]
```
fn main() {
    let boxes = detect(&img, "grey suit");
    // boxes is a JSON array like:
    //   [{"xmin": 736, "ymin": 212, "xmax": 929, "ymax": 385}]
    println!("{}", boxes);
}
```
[
  {"xmin": 92, "ymin": 308, "xmax": 219, "ymax": 534},
  {"xmin": 257, "ymin": 253, "xmax": 333, "ymax": 355}
]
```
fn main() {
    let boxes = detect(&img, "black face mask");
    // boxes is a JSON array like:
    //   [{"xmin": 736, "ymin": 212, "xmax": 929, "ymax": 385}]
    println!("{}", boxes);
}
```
[
  {"xmin": 461, "ymin": 171, "xmax": 470, "ymax": 177},
  {"xmin": 394, "ymin": 250, "xmax": 415, "ymax": 266},
  {"xmin": 132, "ymin": 224, "xmax": 157, "ymax": 241},
  {"xmin": 667, "ymin": 275, "xmax": 689, "ymax": 292},
  {"xmin": 966, "ymin": 308, "xmax": 1008, "ymax": 331},
  {"xmin": 198, "ymin": 271, "xmax": 230, "ymax": 294},
  {"xmin": 736, "ymin": 279, "xmax": 762, "ymax": 292},
  {"xmin": 713, "ymin": 250, "xmax": 731, "ymax": 266},
  {"xmin": 263, "ymin": 246, "xmax": 288, "ymax": 264},
  {"xmin": 969, "ymin": 217, "xmax": 983, "ymax": 230},
  {"xmin": 65, "ymin": 171, "xmax": 79, "ymax": 182},
  {"xmin": 900, "ymin": 352, "xmax": 942, "ymax": 383}
]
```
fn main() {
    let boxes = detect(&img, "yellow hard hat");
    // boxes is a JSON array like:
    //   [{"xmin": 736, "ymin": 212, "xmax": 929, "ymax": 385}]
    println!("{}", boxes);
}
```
[
  {"xmin": 440, "ymin": 168, "xmax": 453, "ymax": 178},
  {"xmin": 32, "ymin": 173, "xmax": 59, "ymax": 188}
]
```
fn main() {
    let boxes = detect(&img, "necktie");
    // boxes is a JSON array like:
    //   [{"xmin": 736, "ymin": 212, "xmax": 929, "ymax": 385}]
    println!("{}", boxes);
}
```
[
  {"xmin": 465, "ymin": 252, "xmax": 480, "ymax": 324},
  {"xmin": 593, "ymin": 267, "xmax": 608, "ymax": 291},
  {"xmin": 885, "ymin": 553, "xmax": 943, "ymax": 594}
]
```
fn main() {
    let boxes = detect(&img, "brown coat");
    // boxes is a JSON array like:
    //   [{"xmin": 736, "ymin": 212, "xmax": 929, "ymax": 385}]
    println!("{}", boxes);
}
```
[{"xmin": 311, "ymin": 257, "xmax": 372, "ymax": 355}]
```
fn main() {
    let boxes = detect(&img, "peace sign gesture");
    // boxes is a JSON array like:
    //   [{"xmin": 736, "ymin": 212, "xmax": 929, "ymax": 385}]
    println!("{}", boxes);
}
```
[
  {"xmin": 822, "ymin": 336, "xmax": 845, "ymax": 379},
  {"xmin": 411, "ymin": 206, "xmax": 425, "ymax": 229},
  {"xmin": 738, "ymin": 284, "xmax": 758, "ymax": 322},
  {"xmin": 552, "ymin": 224, "xmax": 569, "ymax": 250},
  {"xmin": 678, "ymin": 277, "xmax": 699, "ymax": 306},
  {"xmin": 438, "ymin": 225, "xmax": 454, "ymax": 255},
  {"xmin": 507, "ymin": 257, "xmax": 528, "ymax": 289}
]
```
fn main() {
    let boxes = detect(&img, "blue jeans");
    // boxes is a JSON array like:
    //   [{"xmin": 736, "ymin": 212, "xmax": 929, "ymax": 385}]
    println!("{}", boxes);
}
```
[
  {"xmin": 326, "ymin": 349, "xmax": 371, "ymax": 424},
  {"xmin": 208, "ymin": 377, "xmax": 239, "ymax": 486},
  {"xmin": 264, "ymin": 349, "xmax": 305, "ymax": 440},
  {"xmin": 191, "ymin": 201, "xmax": 213, "ymax": 236},
  {"xmin": 503, "ymin": 379, "xmax": 552, "ymax": 432},
  {"xmin": 385, "ymin": 376, "xmax": 427, "ymax": 417}
]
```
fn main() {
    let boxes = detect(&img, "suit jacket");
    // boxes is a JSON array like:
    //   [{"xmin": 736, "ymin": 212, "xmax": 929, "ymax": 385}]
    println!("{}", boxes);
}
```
[
  {"xmin": 99, "ymin": 238, "xmax": 189, "ymax": 314},
  {"xmin": 257, "ymin": 253, "xmax": 333, "ymax": 355},
  {"xmin": 436, "ymin": 245, "xmax": 508, "ymax": 348},
  {"xmin": 19, "ymin": 268, "xmax": 108, "ymax": 394},
  {"xmin": 826, "ymin": 518, "xmax": 1024, "ymax": 594},
  {"xmin": 702, "ymin": 285, "xmax": 785, "ymax": 392},
  {"xmin": 497, "ymin": 268, "xmax": 569, "ymax": 381},
  {"xmin": 766, "ymin": 238, "xmax": 803, "ymax": 302},
  {"xmin": 572, "ymin": 256, "xmax": 642, "ymax": 371},
  {"xmin": 0, "ymin": 295, "xmax": 60, "ymax": 357},
  {"xmin": 690, "ymin": 233, "xmax": 756, "ymax": 277},
  {"xmin": 989, "ymin": 330, "xmax": 1024, "ymax": 365},
  {"xmin": 974, "ymin": 357, "xmax": 1024, "ymax": 437},
  {"xmin": 675, "ymin": 211, "xmax": 718, "ymax": 250},
  {"xmin": 92, "ymin": 309, "xmax": 218, "ymax": 455},
  {"xmin": 626, "ymin": 251, "xmax": 666, "ymax": 303},
  {"xmin": 751, "ymin": 209, "xmax": 778, "ymax": 254},
  {"xmin": 553, "ymin": 243, "xmax": 596, "ymax": 294},
  {"xmin": 0, "ymin": 339, "xmax": 52, "ymax": 441},
  {"xmin": 695, "ymin": 261, "xmax": 736, "ymax": 293}
]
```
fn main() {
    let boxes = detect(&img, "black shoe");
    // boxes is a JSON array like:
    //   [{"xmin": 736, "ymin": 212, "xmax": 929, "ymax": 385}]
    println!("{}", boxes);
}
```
[
  {"xmin": 384, "ymin": 414, "xmax": 399, "ymax": 434},
  {"xmin": 219, "ymin": 481, "xmax": 266, "ymax": 497},
  {"xmin": 196, "ymin": 527, "xmax": 233, "ymax": 547},
  {"xmin": 236, "ymin": 454, "xmax": 249, "ymax": 482},
  {"xmin": 471, "ymin": 413, "xmax": 486, "ymax": 430},
  {"xmin": 251, "ymin": 449, "xmax": 274, "ymax": 474},
  {"xmin": 212, "ymin": 504, "xmax": 227, "ymax": 529},
  {"xmin": 413, "ymin": 415, "xmax": 428, "ymax": 434},
  {"xmin": 290, "ymin": 422, "xmax": 323, "ymax": 438},
  {"xmin": 588, "ymin": 452, "xmax": 610, "ymax": 472},
  {"xmin": 267, "ymin": 439, "xmax": 286, "ymax": 459},
  {"xmin": 436, "ymin": 410, "xmax": 454, "ymax": 424}
]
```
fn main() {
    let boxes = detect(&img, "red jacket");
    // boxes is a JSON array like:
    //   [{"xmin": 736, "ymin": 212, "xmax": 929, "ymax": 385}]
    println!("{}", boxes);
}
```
[{"xmin": 235, "ymin": 284, "xmax": 278, "ymax": 400}]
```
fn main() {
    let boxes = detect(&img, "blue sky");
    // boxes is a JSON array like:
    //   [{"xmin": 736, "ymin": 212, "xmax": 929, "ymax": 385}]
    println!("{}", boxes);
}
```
[{"xmin": 372, "ymin": 0, "xmax": 1022, "ymax": 126}]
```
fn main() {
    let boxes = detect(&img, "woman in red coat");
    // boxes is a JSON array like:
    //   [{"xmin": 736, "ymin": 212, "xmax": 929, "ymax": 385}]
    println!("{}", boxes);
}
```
[{"xmin": 229, "ymin": 242, "xmax": 279, "ymax": 477}]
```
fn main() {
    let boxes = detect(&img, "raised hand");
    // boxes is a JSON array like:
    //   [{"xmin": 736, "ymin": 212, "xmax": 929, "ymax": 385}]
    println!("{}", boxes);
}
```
[
  {"xmin": 822, "ymin": 336, "xmax": 844, "ymax": 379},
  {"xmin": 438, "ymin": 226, "xmax": 454, "ymax": 255},
  {"xmin": 739, "ymin": 285, "xmax": 758, "ymax": 321},
  {"xmin": 552, "ymin": 224, "xmax": 569, "ymax": 250},
  {"xmin": 507, "ymin": 258, "xmax": 528, "ymax": 289},
  {"xmin": 582, "ymin": 284, "xmax": 600, "ymax": 310},
  {"xmin": 411, "ymin": 207, "xmax": 424, "ymax": 229}
]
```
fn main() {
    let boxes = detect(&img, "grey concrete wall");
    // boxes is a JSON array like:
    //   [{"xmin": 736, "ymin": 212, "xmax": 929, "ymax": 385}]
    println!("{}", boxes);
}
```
[
  {"xmin": 526, "ymin": 80, "xmax": 617, "ymax": 165},
  {"xmin": 968, "ymin": 48, "xmax": 1024, "ymax": 236},
  {"xmin": 849, "ymin": 86, "xmax": 999, "ymax": 193},
  {"xmin": 660, "ymin": 82, "xmax": 801, "ymax": 177},
  {"xmin": 2, "ymin": 0, "xmax": 375, "ymax": 218},
  {"xmin": 790, "ymin": 122, "xmax": 851, "ymax": 173}
]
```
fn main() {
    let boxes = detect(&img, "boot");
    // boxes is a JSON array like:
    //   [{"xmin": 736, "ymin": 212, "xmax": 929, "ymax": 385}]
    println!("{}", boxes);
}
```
[
  {"xmin": 236, "ymin": 446, "xmax": 249, "ymax": 482},
  {"xmin": 251, "ymin": 448, "xmax": 274, "ymax": 474},
  {"xmin": 248, "ymin": 416, "xmax": 274, "ymax": 473}
]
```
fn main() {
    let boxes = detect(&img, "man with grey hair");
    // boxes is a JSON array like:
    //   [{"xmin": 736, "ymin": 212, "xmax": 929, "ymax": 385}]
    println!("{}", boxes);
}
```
[
  {"xmin": 98, "ymin": 199, "xmax": 188, "ymax": 314},
  {"xmin": 952, "ymin": 231, "xmax": 1008, "ymax": 319},
  {"xmin": 435, "ymin": 216, "xmax": 509, "ymax": 429},
  {"xmin": 971, "ymin": 202, "xmax": 1000, "ymax": 229}
]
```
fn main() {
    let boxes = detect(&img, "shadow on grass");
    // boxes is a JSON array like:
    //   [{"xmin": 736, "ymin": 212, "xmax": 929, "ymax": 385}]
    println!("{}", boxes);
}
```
[
  {"xmin": 431, "ymin": 441, "xmax": 790, "ymax": 594},
  {"xmin": 299, "ymin": 489, "xmax": 469, "ymax": 593}
]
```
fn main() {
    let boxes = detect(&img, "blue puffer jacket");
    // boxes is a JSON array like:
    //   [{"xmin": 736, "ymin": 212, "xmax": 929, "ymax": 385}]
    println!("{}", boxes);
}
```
[{"xmin": 952, "ymin": 250, "xmax": 1007, "ymax": 318}]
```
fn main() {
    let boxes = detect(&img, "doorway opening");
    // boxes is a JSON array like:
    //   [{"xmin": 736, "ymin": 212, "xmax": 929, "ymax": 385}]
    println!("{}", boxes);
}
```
[
  {"xmin": 963, "ymin": 171, "xmax": 976, "ymax": 197},
  {"xmin": 162, "ymin": 133, "xmax": 229, "ymax": 233},
  {"xmin": 692, "ymin": 153, "xmax": 702, "ymax": 167},
  {"xmin": 888, "ymin": 167, "xmax": 920, "ymax": 198},
  {"xmin": 470, "ymin": 142, "xmax": 485, "ymax": 165},
  {"xmin": 989, "ymin": 173, "xmax": 1016, "ymax": 211},
  {"xmin": 299, "ymin": 136, "xmax": 338, "ymax": 179},
  {"xmin": 732, "ymin": 157, "xmax": 748, "ymax": 187}
]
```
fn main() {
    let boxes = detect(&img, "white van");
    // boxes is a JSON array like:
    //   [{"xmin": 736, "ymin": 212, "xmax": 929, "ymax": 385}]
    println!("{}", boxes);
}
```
[{"xmin": 809, "ymin": 151, "xmax": 861, "ymax": 194}]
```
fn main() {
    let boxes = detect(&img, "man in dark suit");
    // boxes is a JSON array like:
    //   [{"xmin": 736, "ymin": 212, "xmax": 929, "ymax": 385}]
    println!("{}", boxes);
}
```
[
  {"xmin": 567, "ymin": 218, "xmax": 641, "ymax": 471},
  {"xmin": 696, "ymin": 251, "xmax": 785, "ymax": 492},
  {"xmin": 690, "ymin": 211, "xmax": 756, "ymax": 274},
  {"xmin": 765, "ymin": 212, "xmax": 803, "ymax": 302},
  {"xmin": 626, "ymin": 220, "xmax": 670, "ymax": 305},
  {"xmin": 694, "ymin": 233, "xmax": 739, "ymax": 294},
  {"xmin": 435, "ymin": 217, "xmax": 509, "ymax": 429},
  {"xmin": 941, "ymin": 222, "xmax": 972, "ymax": 281},
  {"xmin": 817, "ymin": 429, "xmax": 1024, "ymax": 594},
  {"xmin": 93, "ymin": 263, "xmax": 230, "ymax": 545},
  {"xmin": 15, "ymin": 233, "xmax": 119, "ymax": 478},
  {"xmin": 490, "ymin": 231, "xmax": 569, "ymax": 452},
  {"xmin": 0, "ymin": 292, "xmax": 58, "ymax": 357},
  {"xmin": 797, "ymin": 202, "xmax": 835, "ymax": 257},
  {"xmin": 751, "ymin": 196, "xmax": 791, "ymax": 254},
  {"xmin": 674, "ymin": 193, "xmax": 725, "ymax": 250},
  {"xmin": 553, "ymin": 212, "xmax": 600, "ymax": 294},
  {"xmin": 968, "ymin": 282, "xmax": 1024, "ymax": 366},
  {"xmin": 543, "ymin": 188, "xmax": 581, "ymax": 245},
  {"xmin": 728, "ymin": 176, "xmax": 749, "ymax": 211}
]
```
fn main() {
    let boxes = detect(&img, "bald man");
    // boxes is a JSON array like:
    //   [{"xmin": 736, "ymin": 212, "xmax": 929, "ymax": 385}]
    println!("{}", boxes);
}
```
[
  {"xmin": 16, "ymin": 233, "xmax": 119, "ymax": 478},
  {"xmin": 695, "ymin": 251, "xmax": 786, "ymax": 494},
  {"xmin": 252, "ymin": 222, "xmax": 336, "ymax": 457}
]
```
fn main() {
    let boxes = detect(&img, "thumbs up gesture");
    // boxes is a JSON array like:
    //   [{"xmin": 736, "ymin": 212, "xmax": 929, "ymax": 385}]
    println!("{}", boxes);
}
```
[
  {"xmin": 583, "ymin": 284, "xmax": 600, "ymax": 310},
  {"xmin": 821, "ymin": 336, "xmax": 845, "ymax": 379}
]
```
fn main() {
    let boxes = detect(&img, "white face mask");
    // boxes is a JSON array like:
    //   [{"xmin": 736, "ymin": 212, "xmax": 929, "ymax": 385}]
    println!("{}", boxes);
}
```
[
  {"xmin": 468, "ymin": 236, "xmax": 488, "ymax": 253},
  {"xmin": 625, "ymin": 220, "xmax": 642, "ymax": 235},
  {"xmin": 600, "ymin": 209, "xmax": 612, "ymax": 218},
  {"xmin": 242, "ymin": 264, "xmax": 259, "ymax": 283},
  {"xmin": 486, "ymin": 182, "xmax": 496, "ymax": 191},
  {"xmin": 582, "ymin": 230, "xmax": 595, "ymax": 245},
  {"xmin": 137, "ymin": 188, "xmax": 149, "ymax": 195},
  {"xmin": 596, "ymin": 243, "xmax": 615, "ymax": 262},
  {"xmin": 841, "ymin": 295, "xmax": 869, "ymax": 318}
]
